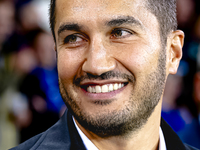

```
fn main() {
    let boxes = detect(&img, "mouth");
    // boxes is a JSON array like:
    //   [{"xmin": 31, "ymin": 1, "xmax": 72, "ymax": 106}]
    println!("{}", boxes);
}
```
[{"xmin": 80, "ymin": 82, "xmax": 128, "ymax": 94}]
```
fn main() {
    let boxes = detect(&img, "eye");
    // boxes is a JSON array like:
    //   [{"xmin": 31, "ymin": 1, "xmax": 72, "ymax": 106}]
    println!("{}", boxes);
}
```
[
  {"xmin": 111, "ymin": 28, "xmax": 132, "ymax": 38},
  {"xmin": 64, "ymin": 34, "xmax": 84, "ymax": 44}
]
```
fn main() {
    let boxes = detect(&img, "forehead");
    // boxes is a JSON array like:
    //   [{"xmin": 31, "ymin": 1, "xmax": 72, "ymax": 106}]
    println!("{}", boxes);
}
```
[
  {"xmin": 56, "ymin": 0, "xmax": 146, "ymax": 14},
  {"xmin": 54, "ymin": 0, "xmax": 159, "ymax": 38}
]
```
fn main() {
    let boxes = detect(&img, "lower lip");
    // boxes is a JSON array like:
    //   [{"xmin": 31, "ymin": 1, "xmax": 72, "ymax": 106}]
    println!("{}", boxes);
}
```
[{"xmin": 80, "ymin": 85, "xmax": 127, "ymax": 100}]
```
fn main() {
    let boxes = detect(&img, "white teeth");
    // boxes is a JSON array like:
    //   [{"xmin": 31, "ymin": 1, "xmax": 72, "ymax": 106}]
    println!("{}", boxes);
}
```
[
  {"xmin": 92, "ymin": 87, "xmax": 95, "ymax": 93},
  {"xmin": 87, "ymin": 83, "xmax": 125, "ymax": 93},
  {"xmin": 119, "ymin": 83, "xmax": 122, "ymax": 88},
  {"xmin": 108, "ymin": 84, "xmax": 113, "ymax": 92},
  {"xmin": 102, "ymin": 85, "xmax": 108, "ymax": 93},
  {"xmin": 113, "ymin": 83, "xmax": 118, "ymax": 90},
  {"xmin": 95, "ymin": 86, "xmax": 101, "ymax": 93},
  {"xmin": 87, "ymin": 86, "xmax": 92, "ymax": 93}
]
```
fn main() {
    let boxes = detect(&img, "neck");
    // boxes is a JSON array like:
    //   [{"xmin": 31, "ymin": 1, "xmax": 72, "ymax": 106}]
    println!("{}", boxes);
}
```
[{"xmin": 75, "ymin": 100, "xmax": 162, "ymax": 150}]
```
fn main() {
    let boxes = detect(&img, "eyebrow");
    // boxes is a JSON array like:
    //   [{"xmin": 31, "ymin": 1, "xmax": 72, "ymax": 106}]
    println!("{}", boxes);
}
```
[
  {"xmin": 57, "ymin": 16, "xmax": 144, "ymax": 36},
  {"xmin": 106, "ymin": 16, "xmax": 144, "ymax": 29},
  {"xmin": 58, "ymin": 23, "xmax": 82, "ymax": 36}
]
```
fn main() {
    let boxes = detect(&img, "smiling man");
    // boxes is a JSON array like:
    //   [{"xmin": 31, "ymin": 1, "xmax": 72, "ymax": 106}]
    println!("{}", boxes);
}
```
[{"xmin": 10, "ymin": 0, "xmax": 197, "ymax": 150}]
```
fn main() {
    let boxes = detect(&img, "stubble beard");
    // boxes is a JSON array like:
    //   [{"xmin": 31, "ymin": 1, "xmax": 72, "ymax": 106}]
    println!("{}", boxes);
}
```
[{"xmin": 59, "ymin": 49, "xmax": 166, "ymax": 138}]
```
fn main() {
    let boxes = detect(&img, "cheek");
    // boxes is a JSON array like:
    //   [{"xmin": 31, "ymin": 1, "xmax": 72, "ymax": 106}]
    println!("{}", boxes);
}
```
[
  {"xmin": 114, "ymin": 43, "xmax": 159, "ymax": 75},
  {"xmin": 57, "ymin": 50, "xmax": 85, "ymax": 81}
]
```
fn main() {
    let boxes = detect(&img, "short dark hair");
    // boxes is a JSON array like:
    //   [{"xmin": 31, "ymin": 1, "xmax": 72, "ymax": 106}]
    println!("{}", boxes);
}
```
[
  {"xmin": 49, "ymin": 0, "xmax": 177, "ymax": 44},
  {"xmin": 49, "ymin": 0, "xmax": 56, "ymax": 41},
  {"xmin": 146, "ymin": 0, "xmax": 177, "ymax": 45}
]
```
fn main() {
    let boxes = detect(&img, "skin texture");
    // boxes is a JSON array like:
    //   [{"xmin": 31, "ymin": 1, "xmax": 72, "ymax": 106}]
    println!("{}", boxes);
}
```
[{"xmin": 54, "ymin": 0, "xmax": 184, "ymax": 149}]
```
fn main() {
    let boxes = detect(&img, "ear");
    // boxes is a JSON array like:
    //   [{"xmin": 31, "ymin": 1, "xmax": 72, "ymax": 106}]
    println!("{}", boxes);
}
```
[
  {"xmin": 54, "ymin": 43, "xmax": 57, "ymax": 52},
  {"xmin": 167, "ymin": 30, "xmax": 184, "ymax": 75}
]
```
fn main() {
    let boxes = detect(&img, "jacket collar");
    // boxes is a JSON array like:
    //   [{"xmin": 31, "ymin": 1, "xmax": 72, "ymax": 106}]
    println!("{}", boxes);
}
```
[
  {"xmin": 35, "ymin": 110, "xmax": 86, "ymax": 150},
  {"xmin": 160, "ymin": 118, "xmax": 187, "ymax": 150}
]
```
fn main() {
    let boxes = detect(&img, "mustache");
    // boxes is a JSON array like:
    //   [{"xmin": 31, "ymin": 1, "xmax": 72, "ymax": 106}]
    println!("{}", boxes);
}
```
[{"xmin": 74, "ymin": 71, "xmax": 135, "ymax": 86}]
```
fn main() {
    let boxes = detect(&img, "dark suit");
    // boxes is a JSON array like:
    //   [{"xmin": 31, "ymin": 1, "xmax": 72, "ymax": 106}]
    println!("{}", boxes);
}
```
[{"xmin": 10, "ymin": 110, "xmax": 198, "ymax": 150}]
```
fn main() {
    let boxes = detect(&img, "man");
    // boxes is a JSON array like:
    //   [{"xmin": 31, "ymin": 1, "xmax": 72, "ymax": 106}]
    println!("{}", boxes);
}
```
[{"xmin": 10, "ymin": 0, "xmax": 197, "ymax": 149}]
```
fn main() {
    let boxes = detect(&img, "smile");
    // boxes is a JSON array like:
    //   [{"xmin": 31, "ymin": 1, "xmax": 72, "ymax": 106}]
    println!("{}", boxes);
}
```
[{"xmin": 86, "ymin": 83, "xmax": 125, "ymax": 93}]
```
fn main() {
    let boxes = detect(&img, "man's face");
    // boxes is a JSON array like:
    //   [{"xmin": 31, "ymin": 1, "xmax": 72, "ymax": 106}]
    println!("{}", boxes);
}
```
[{"xmin": 55, "ymin": 0, "xmax": 167, "ymax": 136}]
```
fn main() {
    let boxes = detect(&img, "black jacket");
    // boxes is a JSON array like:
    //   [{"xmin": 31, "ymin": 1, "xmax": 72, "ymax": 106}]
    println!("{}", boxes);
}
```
[{"xmin": 10, "ymin": 110, "xmax": 198, "ymax": 150}]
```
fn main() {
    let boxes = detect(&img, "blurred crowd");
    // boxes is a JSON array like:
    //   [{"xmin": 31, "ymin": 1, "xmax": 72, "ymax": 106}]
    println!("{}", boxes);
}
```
[
  {"xmin": 162, "ymin": 0, "xmax": 200, "ymax": 148},
  {"xmin": 0, "ymin": 0, "xmax": 200, "ymax": 149},
  {"xmin": 0, "ymin": 0, "xmax": 65, "ymax": 149}
]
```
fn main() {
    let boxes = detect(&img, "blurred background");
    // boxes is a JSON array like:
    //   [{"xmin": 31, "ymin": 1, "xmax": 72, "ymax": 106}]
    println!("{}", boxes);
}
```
[{"xmin": 0, "ymin": 0, "xmax": 200, "ymax": 149}]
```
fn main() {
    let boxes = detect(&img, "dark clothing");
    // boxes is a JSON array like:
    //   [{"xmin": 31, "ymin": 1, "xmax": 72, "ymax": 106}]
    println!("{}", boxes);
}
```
[
  {"xmin": 10, "ymin": 110, "xmax": 198, "ymax": 150},
  {"xmin": 160, "ymin": 118, "xmax": 198, "ymax": 150},
  {"xmin": 178, "ymin": 117, "xmax": 200, "ymax": 149}
]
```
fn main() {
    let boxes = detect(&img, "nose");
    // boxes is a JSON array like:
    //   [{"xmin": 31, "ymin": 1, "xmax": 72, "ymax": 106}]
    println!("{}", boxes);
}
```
[{"xmin": 82, "ymin": 36, "xmax": 116, "ymax": 76}]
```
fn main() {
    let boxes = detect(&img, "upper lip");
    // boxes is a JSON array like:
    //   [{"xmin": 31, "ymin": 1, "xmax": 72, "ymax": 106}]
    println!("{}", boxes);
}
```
[{"xmin": 80, "ymin": 79, "xmax": 128, "ymax": 86}]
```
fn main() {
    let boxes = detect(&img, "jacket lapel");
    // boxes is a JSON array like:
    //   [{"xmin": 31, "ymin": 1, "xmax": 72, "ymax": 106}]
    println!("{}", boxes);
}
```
[
  {"xmin": 161, "ymin": 118, "xmax": 187, "ymax": 150},
  {"xmin": 35, "ymin": 110, "xmax": 86, "ymax": 150},
  {"xmin": 67, "ymin": 111, "xmax": 87, "ymax": 150}
]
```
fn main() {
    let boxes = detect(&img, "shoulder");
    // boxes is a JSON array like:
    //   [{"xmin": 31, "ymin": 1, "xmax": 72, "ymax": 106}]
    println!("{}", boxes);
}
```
[
  {"xmin": 9, "ymin": 110, "xmax": 72, "ymax": 150},
  {"xmin": 9, "ymin": 110, "xmax": 87, "ymax": 150},
  {"xmin": 9, "ymin": 133, "xmax": 44, "ymax": 150},
  {"xmin": 184, "ymin": 144, "xmax": 199, "ymax": 150},
  {"xmin": 161, "ymin": 118, "xmax": 199, "ymax": 150}
]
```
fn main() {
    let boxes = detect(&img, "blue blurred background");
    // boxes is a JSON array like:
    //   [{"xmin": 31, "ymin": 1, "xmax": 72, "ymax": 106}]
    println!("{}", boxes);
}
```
[{"xmin": 0, "ymin": 0, "xmax": 200, "ymax": 149}]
